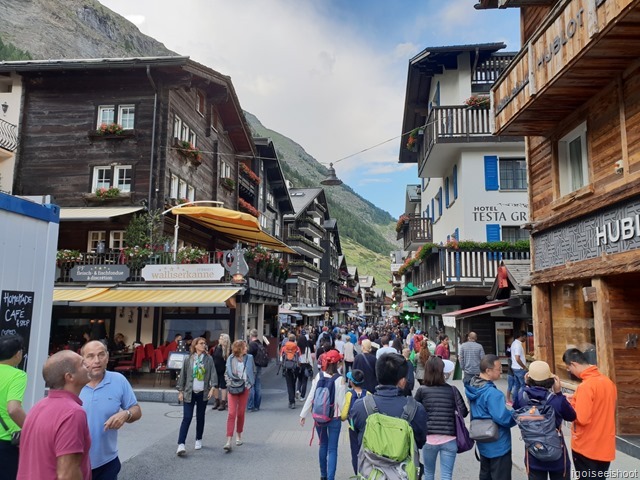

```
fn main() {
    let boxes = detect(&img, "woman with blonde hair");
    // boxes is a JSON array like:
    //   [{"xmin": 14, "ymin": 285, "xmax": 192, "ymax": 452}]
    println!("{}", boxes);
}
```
[
  {"xmin": 175, "ymin": 337, "xmax": 216, "ymax": 456},
  {"xmin": 416, "ymin": 339, "xmax": 431, "ymax": 385},
  {"xmin": 223, "ymin": 339, "xmax": 255, "ymax": 452},
  {"xmin": 212, "ymin": 333, "xmax": 230, "ymax": 410}
]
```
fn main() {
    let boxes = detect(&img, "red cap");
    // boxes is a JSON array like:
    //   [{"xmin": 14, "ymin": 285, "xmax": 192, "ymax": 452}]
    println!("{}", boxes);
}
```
[{"xmin": 322, "ymin": 350, "xmax": 343, "ymax": 366}]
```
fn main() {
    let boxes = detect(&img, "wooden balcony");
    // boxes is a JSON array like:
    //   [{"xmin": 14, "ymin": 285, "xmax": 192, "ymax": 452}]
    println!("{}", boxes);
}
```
[
  {"xmin": 286, "ymin": 235, "xmax": 325, "ymax": 259},
  {"xmin": 238, "ymin": 173, "xmax": 257, "ymax": 199},
  {"xmin": 296, "ymin": 218, "xmax": 326, "ymax": 238},
  {"xmin": 289, "ymin": 260, "xmax": 321, "ymax": 280},
  {"xmin": 397, "ymin": 214, "xmax": 433, "ymax": 252},
  {"xmin": 471, "ymin": 52, "xmax": 517, "ymax": 93},
  {"xmin": 404, "ymin": 246, "xmax": 530, "ymax": 294},
  {"xmin": 0, "ymin": 118, "xmax": 18, "ymax": 152}
]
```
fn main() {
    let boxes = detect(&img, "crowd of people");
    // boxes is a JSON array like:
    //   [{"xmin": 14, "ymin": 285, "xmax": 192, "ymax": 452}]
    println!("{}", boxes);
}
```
[{"xmin": 0, "ymin": 321, "xmax": 619, "ymax": 480}]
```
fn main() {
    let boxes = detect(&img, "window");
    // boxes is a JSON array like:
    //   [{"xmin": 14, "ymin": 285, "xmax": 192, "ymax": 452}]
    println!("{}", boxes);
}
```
[
  {"xmin": 452, "ymin": 165, "xmax": 458, "ymax": 199},
  {"xmin": 178, "ymin": 179, "xmax": 187, "ymax": 199},
  {"xmin": 502, "ymin": 226, "xmax": 529, "ymax": 243},
  {"xmin": 109, "ymin": 230, "xmax": 125, "ymax": 249},
  {"xmin": 97, "ymin": 104, "xmax": 135, "ymax": 129},
  {"xmin": 266, "ymin": 191, "xmax": 275, "ymax": 208},
  {"xmin": 436, "ymin": 188, "xmax": 442, "ymax": 217},
  {"xmin": 196, "ymin": 91, "xmax": 206, "ymax": 116},
  {"xmin": 558, "ymin": 122, "xmax": 589, "ymax": 195},
  {"xmin": 170, "ymin": 174, "xmax": 179, "ymax": 198},
  {"xmin": 220, "ymin": 162, "xmax": 231, "ymax": 179},
  {"xmin": 87, "ymin": 231, "xmax": 106, "ymax": 252},
  {"xmin": 187, "ymin": 185, "xmax": 195, "ymax": 201},
  {"xmin": 92, "ymin": 165, "xmax": 132, "ymax": 192},
  {"xmin": 173, "ymin": 115, "xmax": 197, "ymax": 146},
  {"xmin": 444, "ymin": 177, "xmax": 450, "ymax": 207},
  {"xmin": 500, "ymin": 158, "xmax": 527, "ymax": 190}
]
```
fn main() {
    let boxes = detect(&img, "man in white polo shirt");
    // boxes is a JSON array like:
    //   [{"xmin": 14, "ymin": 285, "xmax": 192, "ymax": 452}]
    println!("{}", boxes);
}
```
[
  {"xmin": 80, "ymin": 341, "xmax": 142, "ymax": 480},
  {"xmin": 510, "ymin": 331, "xmax": 528, "ymax": 399}
]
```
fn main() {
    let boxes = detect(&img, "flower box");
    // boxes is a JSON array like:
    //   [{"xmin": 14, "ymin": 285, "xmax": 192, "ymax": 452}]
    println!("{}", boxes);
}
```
[
  {"xmin": 175, "ymin": 139, "xmax": 203, "ymax": 165},
  {"xmin": 221, "ymin": 177, "xmax": 236, "ymax": 191}
]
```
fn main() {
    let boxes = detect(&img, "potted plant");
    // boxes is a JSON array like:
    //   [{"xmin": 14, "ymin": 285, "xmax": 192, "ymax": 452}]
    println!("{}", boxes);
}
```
[
  {"xmin": 406, "ymin": 128, "xmax": 420, "ymax": 151},
  {"xmin": 95, "ymin": 123, "xmax": 125, "ymax": 136},
  {"xmin": 239, "ymin": 163, "xmax": 261, "ymax": 185},
  {"xmin": 176, "ymin": 246, "xmax": 207, "ymax": 264},
  {"xmin": 94, "ymin": 186, "xmax": 121, "ymax": 199},
  {"xmin": 464, "ymin": 95, "xmax": 490, "ymax": 108},
  {"xmin": 395, "ymin": 214, "xmax": 409, "ymax": 232},
  {"xmin": 238, "ymin": 198, "xmax": 259, "ymax": 217},
  {"xmin": 175, "ymin": 140, "xmax": 203, "ymax": 165},
  {"xmin": 56, "ymin": 249, "xmax": 82, "ymax": 267},
  {"xmin": 221, "ymin": 177, "xmax": 236, "ymax": 191}
]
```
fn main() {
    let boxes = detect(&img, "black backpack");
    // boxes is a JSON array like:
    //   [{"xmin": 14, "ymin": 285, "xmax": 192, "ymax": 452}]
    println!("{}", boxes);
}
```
[
  {"xmin": 513, "ymin": 391, "xmax": 563, "ymax": 462},
  {"xmin": 253, "ymin": 342, "xmax": 269, "ymax": 368}
]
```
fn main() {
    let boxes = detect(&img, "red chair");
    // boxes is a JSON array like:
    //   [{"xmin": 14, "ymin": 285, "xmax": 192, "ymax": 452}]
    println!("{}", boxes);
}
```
[
  {"xmin": 114, "ymin": 346, "xmax": 142, "ymax": 381},
  {"xmin": 153, "ymin": 348, "xmax": 170, "ymax": 387},
  {"xmin": 144, "ymin": 343, "xmax": 156, "ymax": 370}
]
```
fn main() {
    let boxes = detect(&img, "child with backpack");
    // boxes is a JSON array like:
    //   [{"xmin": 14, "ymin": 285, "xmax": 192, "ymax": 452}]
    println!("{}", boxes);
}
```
[
  {"xmin": 299, "ymin": 349, "xmax": 346, "ymax": 480},
  {"xmin": 340, "ymin": 369, "xmax": 370, "ymax": 475},
  {"xmin": 512, "ymin": 361, "xmax": 576, "ymax": 480}
]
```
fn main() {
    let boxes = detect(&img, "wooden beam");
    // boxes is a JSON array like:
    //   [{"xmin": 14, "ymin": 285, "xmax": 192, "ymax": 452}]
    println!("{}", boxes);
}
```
[
  {"xmin": 592, "ymin": 277, "xmax": 615, "ymax": 382},
  {"xmin": 532, "ymin": 284, "xmax": 553, "ymax": 365}
]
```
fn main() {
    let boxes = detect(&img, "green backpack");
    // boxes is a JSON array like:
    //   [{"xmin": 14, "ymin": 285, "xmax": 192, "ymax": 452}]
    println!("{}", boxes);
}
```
[{"xmin": 357, "ymin": 395, "xmax": 419, "ymax": 480}]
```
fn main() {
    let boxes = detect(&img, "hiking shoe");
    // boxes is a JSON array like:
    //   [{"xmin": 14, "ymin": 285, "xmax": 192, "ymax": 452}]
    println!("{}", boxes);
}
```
[
  {"xmin": 194, "ymin": 440, "xmax": 202, "ymax": 450},
  {"xmin": 176, "ymin": 444, "xmax": 186, "ymax": 456}
]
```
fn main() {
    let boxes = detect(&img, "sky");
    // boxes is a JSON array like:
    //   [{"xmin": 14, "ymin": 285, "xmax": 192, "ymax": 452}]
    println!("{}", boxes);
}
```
[{"xmin": 98, "ymin": 0, "xmax": 520, "ymax": 219}]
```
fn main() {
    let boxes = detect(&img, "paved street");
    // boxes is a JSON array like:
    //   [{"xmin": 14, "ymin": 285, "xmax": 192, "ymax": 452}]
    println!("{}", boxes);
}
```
[
  {"xmin": 119, "ymin": 364, "xmax": 638, "ymax": 480},
  {"xmin": 119, "ymin": 363, "xmax": 530, "ymax": 480}
]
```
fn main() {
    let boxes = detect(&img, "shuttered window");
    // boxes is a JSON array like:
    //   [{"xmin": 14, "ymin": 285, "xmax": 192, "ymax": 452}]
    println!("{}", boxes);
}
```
[
  {"xmin": 486, "ymin": 224, "xmax": 501, "ymax": 242},
  {"xmin": 484, "ymin": 156, "xmax": 499, "ymax": 191}
]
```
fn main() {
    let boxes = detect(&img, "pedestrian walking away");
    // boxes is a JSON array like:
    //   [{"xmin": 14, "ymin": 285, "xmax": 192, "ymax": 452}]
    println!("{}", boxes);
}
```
[
  {"xmin": 512, "ymin": 360, "xmax": 576, "ymax": 480},
  {"xmin": 223, "ymin": 340, "xmax": 255, "ymax": 452},
  {"xmin": 465, "ymin": 354, "xmax": 517, "ymax": 480},
  {"xmin": 562, "ymin": 348, "xmax": 617, "ymax": 478},
  {"xmin": 299, "ymin": 349, "xmax": 346, "ymax": 480},
  {"xmin": 247, "ymin": 329, "xmax": 266, "ymax": 412},
  {"xmin": 295, "ymin": 333, "xmax": 313, "ymax": 402},
  {"xmin": 175, "ymin": 337, "xmax": 216, "ymax": 457},
  {"xmin": 80, "ymin": 340, "xmax": 142, "ymax": 480},
  {"xmin": 414, "ymin": 356, "xmax": 469, "ymax": 480},
  {"xmin": 352, "ymin": 339, "xmax": 377, "ymax": 395},
  {"xmin": 17, "ymin": 351, "xmax": 92, "ymax": 480},
  {"xmin": 280, "ymin": 333, "xmax": 302, "ymax": 408},
  {"xmin": 340, "ymin": 369, "xmax": 370, "ymax": 475},
  {"xmin": 0, "ymin": 335, "xmax": 27, "ymax": 480},
  {"xmin": 458, "ymin": 332, "xmax": 485, "ymax": 387}
]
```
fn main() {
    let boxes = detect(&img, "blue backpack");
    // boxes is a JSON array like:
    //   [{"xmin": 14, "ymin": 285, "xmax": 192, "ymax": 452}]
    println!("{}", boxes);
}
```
[
  {"xmin": 513, "ymin": 391, "xmax": 563, "ymax": 462},
  {"xmin": 311, "ymin": 373, "xmax": 340, "ymax": 425}
]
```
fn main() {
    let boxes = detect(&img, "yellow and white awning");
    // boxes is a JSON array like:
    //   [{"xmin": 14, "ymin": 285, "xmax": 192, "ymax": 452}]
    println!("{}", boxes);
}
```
[{"xmin": 65, "ymin": 287, "xmax": 241, "ymax": 307}]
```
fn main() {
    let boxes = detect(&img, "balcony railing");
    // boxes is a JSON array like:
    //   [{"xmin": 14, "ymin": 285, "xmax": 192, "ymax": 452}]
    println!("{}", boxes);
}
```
[
  {"xmin": 472, "ymin": 53, "xmax": 517, "ymax": 93},
  {"xmin": 397, "ymin": 214, "xmax": 433, "ymax": 251},
  {"xmin": 238, "ymin": 173, "xmax": 257, "ymax": 198},
  {"xmin": 295, "ymin": 219, "xmax": 326, "ymax": 238},
  {"xmin": 289, "ymin": 260, "xmax": 321, "ymax": 279},
  {"xmin": 404, "ymin": 247, "xmax": 530, "ymax": 292},
  {"xmin": 287, "ymin": 235, "xmax": 325, "ymax": 259},
  {"xmin": 0, "ymin": 118, "xmax": 18, "ymax": 152}
]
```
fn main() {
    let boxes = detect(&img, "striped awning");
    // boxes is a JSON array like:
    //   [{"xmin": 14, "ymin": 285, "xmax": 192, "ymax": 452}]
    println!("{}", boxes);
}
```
[
  {"xmin": 53, "ymin": 287, "xmax": 110, "ymax": 305},
  {"xmin": 60, "ymin": 207, "xmax": 144, "ymax": 221},
  {"xmin": 67, "ymin": 287, "xmax": 240, "ymax": 307}
]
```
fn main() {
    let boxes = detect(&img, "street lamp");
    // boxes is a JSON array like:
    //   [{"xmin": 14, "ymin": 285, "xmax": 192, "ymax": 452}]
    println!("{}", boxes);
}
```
[{"xmin": 320, "ymin": 163, "xmax": 343, "ymax": 186}]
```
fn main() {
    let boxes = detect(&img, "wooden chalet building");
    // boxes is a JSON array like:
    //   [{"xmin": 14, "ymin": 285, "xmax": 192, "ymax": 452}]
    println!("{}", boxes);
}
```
[
  {"xmin": 475, "ymin": 0, "xmax": 640, "ymax": 449},
  {"xmin": 0, "ymin": 57, "xmax": 293, "ymax": 350}
]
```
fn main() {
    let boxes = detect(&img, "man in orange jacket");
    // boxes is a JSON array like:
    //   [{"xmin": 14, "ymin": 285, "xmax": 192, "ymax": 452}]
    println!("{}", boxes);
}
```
[{"xmin": 562, "ymin": 348, "xmax": 617, "ymax": 477}]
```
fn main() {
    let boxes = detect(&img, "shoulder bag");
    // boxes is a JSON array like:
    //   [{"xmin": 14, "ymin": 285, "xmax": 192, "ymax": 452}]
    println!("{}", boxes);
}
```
[
  {"xmin": 469, "ymin": 418, "xmax": 499, "ymax": 443},
  {"xmin": 227, "ymin": 357, "xmax": 246, "ymax": 395},
  {"xmin": 451, "ymin": 386, "xmax": 474, "ymax": 453}
]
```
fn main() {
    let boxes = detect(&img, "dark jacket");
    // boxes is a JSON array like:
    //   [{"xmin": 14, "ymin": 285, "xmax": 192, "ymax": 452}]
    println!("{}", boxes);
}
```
[
  {"xmin": 415, "ymin": 384, "xmax": 468, "ymax": 436},
  {"xmin": 351, "ymin": 385, "xmax": 428, "ymax": 450},
  {"xmin": 352, "ymin": 352, "xmax": 377, "ymax": 394},
  {"xmin": 465, "ymin": 376, "xmax": 516, "ymax": 458},
  {"xmin": 513, "ymin": 386, "xmax": 576, "ymax": 472}
]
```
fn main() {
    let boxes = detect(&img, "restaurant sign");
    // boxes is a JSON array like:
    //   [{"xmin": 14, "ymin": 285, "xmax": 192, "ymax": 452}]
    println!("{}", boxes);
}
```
[
  {"xmin": 533, "ymin": 196, "xmax": 640, "ymax": 270},
  {"xmin": 69, "ymin": 265, "xmax": 129, "ymax": 282},
  {"xmin": 141, "ymin": 264, "xmax": 225, "ymax": 282}
]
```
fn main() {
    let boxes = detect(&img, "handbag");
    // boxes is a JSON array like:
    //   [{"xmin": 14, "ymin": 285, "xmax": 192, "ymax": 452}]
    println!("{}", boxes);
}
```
[
  {"xmin": 469, "ymin": 418, "xmax": 499, "ymax": 443},
  {"xmin": 0, "ymin": 415, "xmax": 19, "ymax": 446},
  {"xmin": 451, "ymin": 386, "xmax": 474, "ymax": 453},
  {"xmin": 227, "ymin": 357, "xmax": 246, "ymax": 395}
]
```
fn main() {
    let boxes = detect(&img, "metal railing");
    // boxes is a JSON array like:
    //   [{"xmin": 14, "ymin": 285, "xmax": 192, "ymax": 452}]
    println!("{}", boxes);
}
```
[{"xmin": 0, "ymin": 118, "xmax": 18, "ymax": 152}]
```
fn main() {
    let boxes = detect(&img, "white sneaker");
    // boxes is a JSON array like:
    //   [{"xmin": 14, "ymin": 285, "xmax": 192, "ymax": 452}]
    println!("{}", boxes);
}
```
[
  {"xmin": 176, "ymin": 444, "xmax": 186, "ymax": 456},
  {"xmin": 195, "ymin": 440, "xmax": 202, "ymax": 450},
  {"xmin": 295, "ymin": 391, "xmax": 301, "ymax": 401}
]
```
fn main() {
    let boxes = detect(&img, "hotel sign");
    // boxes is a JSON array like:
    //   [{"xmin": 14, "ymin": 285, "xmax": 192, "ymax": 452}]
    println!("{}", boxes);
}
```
[
  {"xmin": 493, "ymin": 0, "xmax": 635, "ymax": 131},
  {"xmin": 532, "ymin": 196, "xmax": 640, "ymax": 270},
  {"xmin": 141, "ymin": 264, "xmax": 225, "ymax": 282}
]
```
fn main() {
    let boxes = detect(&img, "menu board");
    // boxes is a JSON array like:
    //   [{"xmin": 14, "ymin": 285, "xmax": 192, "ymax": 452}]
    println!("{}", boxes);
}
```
[{"xmin": 1, "ymin": 290, "xmax": 35, "ymax": 371}]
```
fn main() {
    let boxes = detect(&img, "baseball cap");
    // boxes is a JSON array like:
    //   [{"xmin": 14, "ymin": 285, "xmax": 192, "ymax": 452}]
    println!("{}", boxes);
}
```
[
  {"xmin": 528, "ymin": 361, "xmax": 553, "ymax": 381},
  {"xmin": 346, "ymin": 369, "xmax": 365, "ymax": 385},
  {"xmin": 323, "ymin": 349, "xmax": 343, "ymax": 364}
]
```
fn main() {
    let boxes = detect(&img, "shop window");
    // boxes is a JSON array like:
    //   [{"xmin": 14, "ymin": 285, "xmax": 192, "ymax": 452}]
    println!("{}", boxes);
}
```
[
  {"xmin": 558, "ymin": 122, "xmax": 589, "ymax": 196},
  {"xmin": 109, "ymin": 230, "xmax": 125, "ymax": 250},
  {"xmin": 551, "ymin": 280, "xmax": 596, "ymax": 381},
  {"xmin": 502, "ymin": 226, "xmax": 529, "ymax": 243}
]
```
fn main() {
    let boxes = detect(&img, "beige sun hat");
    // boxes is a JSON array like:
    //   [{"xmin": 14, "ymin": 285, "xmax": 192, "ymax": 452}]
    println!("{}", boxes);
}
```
[{"xmin": 528, "ymin": 360, "xmax": 553, "ymax": 381}]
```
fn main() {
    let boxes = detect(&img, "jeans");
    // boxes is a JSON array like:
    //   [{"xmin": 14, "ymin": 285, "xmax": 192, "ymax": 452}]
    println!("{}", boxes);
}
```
[
  {"xmin": 317, "ymin": 417, "xmax": 341, "ymax": 480},
  {"xmin": 422, "ymin": 439, "xmax": 458, "ymax": 480},
  {"xmin": 178, "ymin": 391, "xmax": 208, "ymax": 444},
  {"xmin": 247, "ymin": 366, "xmax": 262, "ymax": 410},
  {"xmin": 284, "ymin": 368, "xmax": 297, "ymax": 404},
  {"xmin": 92, "ymin": 457, "xmax": 121, "ymax": 480},
  {"xmin": 296, "ymin": 364, "xmax": 310, "ymax": 398},
  {"xmin": 507, "ymin": 373, "xmax": 515, "ymax": 400},
  {"xmin": 513, "ymin": 368, "xmax": 527, "ymax": 398},
  {"xmin": 528, "ymin": 469, "xmax": 569, "ymax": 480},
  {"xmin": 479, "ymin": 450, "xmax": 512, "ymax": 480},
  {"xmin": 226, "ymin": 387, "xmax": 249, "ymax": 437},
  {"xmin": 348, "ymin": 428, "xmax": 359, "ymax": 475},
  {"xmin": 0, "ymin": 441, "xmax": 19, "ymax": 480}
]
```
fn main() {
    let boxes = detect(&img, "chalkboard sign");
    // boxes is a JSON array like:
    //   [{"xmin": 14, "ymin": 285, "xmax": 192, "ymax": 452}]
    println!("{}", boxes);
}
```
[{"xmin": 1, "ymin": 290, "xmax": 35, "ymax": 371}]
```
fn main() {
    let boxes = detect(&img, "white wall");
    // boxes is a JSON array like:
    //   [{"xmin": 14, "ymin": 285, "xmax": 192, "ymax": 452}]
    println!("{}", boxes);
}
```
[{"xmin": 0, "ymin": 74, "xmax": 22, "ymax": 194}]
